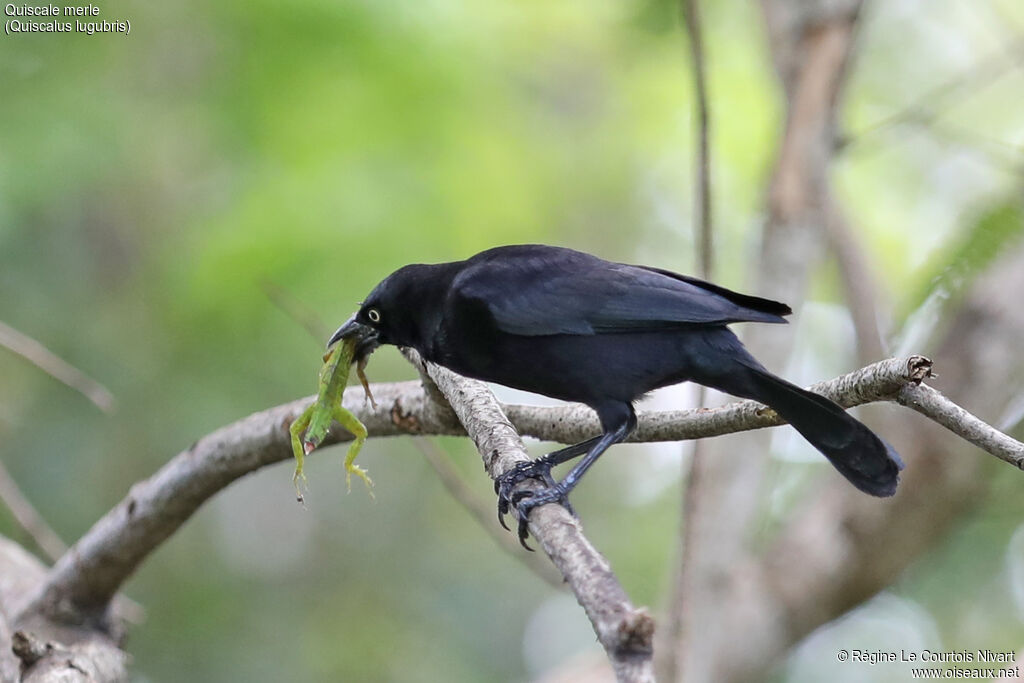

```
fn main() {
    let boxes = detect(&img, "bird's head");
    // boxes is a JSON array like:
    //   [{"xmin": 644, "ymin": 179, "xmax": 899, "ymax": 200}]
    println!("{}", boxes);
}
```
[{"xmin": 328, "ymin": 263, "xmax": 445, "ymax": 353}]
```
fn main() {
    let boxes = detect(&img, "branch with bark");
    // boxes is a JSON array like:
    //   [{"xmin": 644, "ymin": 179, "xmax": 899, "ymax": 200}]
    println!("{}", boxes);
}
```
[
  {"xmin": 400, "ymin": 349, "xmax": 655, "ymax": 682},
  {"xmin": 8, "ymin": 342, "xmax": 1024, "ymax": 681}
]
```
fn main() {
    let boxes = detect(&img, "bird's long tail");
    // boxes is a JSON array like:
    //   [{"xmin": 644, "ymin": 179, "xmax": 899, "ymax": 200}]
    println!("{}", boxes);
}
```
[{"xmin": 709, "ymin": 360, "xmax": 904, "ymax": 497}]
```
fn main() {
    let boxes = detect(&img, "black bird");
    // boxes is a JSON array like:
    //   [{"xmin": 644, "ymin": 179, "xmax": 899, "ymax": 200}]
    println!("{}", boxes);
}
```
[{"xmin": 331, "ymin": 245, "xmax": 902, "ymax": 546}]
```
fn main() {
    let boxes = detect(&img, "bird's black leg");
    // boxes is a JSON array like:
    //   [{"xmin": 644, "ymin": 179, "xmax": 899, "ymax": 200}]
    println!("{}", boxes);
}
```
[
  {"xmin": 494, "ymin": 435, "xmax": 602, "ymax": 531},
  {"xmin": 509, "ymin": 406, "xmax": 637, "ymax": 549}
]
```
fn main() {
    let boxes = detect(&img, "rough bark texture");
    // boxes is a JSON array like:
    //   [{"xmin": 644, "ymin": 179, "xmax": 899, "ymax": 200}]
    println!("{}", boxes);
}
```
[
  {"xmin": 402, "ymin": 349, "xmax": 656, "ymax": 683},
  {"xmin": 3, "ymin": 347, "xmax": 973, "ymax": 681},
  {"xmin": 7, "ymin": 353, "xmax": 963, "ymax": 628},
  {"xmin": 0, "ymin": 538, "xmax": 127, "ymax": 683},
  {"xmin": 3, "ymin": 323, "xmax": 1022, "ymax": 683},
  {"xmin": 898, "ymin": 383, "xmax": 1024, "ymax": 469}
]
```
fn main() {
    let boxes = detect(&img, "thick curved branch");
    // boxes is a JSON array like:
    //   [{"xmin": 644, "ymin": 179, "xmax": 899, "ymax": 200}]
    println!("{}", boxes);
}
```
[
  {"xmin": 12, "ymin": 352, "xmax": 1018, "ymax": 651},
  {"xmin": 11, "ymin": 381, "xmax": 461, "ymax": 625}
]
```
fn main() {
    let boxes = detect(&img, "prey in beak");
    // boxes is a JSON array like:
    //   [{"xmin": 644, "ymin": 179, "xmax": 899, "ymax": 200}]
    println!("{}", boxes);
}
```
[
  {"xmin": 328, "ymin": 315, "xmax": 379, "ymax": 359},
  {"xmin": 327, "ymin": 314, "xmax": 380, "ymax": 408}
]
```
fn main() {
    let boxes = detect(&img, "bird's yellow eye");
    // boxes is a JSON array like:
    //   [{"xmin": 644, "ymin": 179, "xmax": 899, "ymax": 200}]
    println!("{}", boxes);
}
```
[{"xmin": 367, "ymin": 308, "xmax": 382, "ymax": 323}]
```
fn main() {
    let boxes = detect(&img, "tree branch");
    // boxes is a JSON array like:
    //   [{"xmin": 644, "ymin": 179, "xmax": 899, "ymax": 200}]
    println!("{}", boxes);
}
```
[
  {"xmin": 681, "ymin": 0, "xmax": 712, "ymax": 279},
  {"xmin": 0, "ymin": 536, "xmax": 128, "ymax": 682},
  {"xmin": 400, "ymin": 348, "xmax": 656, "ymax": 683},
  {"xmin": 9, "ymin": 380, "xmax": 459, "ymax": 626},
  {"xmin": 12, "ymin": 348, "xmax": 1021, "ymax": 678},
  {"xmin": 897, "ymin": 382, "xmax": 1024, "ymax": 468}
]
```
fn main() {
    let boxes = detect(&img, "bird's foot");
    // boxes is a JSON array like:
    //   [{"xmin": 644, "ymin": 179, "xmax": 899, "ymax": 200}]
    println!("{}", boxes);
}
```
[
  {"xmin": 494, "ymin": 459, "xmax": 556, "ymax": 529},
  {"xmin": 508, "ymin": 485, "xmax": 573, "ymax": 551},
  {"xmin": 495, "ymin": 459, "xmax": 576, "ymax": 550}
]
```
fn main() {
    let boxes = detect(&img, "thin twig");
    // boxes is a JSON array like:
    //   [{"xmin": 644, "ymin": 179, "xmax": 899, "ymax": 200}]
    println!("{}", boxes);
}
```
[
  {"xmin": 0, "ymin": 460, "xmax": 67, "ymax": 563},
  {"xmin": 0, "ymin": 321, "xmax": 116, "ymax": 414},
  {"xmin": 847, "ymin": 38, "xmax": 1024, "ymax": 145},
  {"xmin": 413, "ymin": 438, "xmax": 564, "ymax": 589},
  {"xmin": 682, "ymin": 0, "xmax": 712, "ymax": 279},
  {"xmin": 673, "ymin": 0, "xmax": 714, "ymax": 679},
  {"xmin": 843, "ymin": 36, "xmax": 1024, "ymax": 172},
  {"xmin": 898, "ymin": 382, "xmax": 1024, "ymax": 468},
  {"xmin": 259, "ymin": 279, "xmax": 330, "ymax": 342}
]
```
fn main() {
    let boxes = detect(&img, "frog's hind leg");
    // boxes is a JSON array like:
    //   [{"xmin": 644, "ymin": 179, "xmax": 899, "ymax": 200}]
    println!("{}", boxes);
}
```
[
  {"xmin": 334, "ymin": 406, "xmax": 373, "ymax": 495},
  {"xmin": 289, "ymin": 409, "xmax": 314, "ymax": 502}
]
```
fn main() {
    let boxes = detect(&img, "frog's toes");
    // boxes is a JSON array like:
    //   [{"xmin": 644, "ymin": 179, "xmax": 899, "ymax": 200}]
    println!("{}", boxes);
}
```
[
  {"xmin": 292, "ymin": 469, "xmax": 309, "ymax": 502},
  {"xmin": 345, "ymin": 465, "xmax": 374, "ymax": 497}
]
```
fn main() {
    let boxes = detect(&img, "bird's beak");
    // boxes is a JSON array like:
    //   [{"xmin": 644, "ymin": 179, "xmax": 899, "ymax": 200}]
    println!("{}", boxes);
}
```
[
  {"xmin": 328, "ymin": 315, "xmax": 364, "ymax": 348},
  {"xmin": 328, "ymin": 315, "xmax": 380, "ymax": 361}
]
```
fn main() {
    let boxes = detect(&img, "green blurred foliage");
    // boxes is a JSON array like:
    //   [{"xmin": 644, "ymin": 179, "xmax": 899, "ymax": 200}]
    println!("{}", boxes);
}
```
[
  {"xmin": 903, "ymin": 201, "xmax": 1024, "ymax": 322},
  {"xmin": 1, "ymin": 0, "xmax": 1023, "ymax": 680}
]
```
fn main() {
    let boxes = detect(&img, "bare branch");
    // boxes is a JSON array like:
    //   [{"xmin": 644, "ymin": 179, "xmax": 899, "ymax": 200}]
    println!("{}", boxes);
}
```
[
  {"xmin": 10, "ymin": 380, "xmax": 457, "ymax": 626},
  {"xmin": 401, "ymin": 349, "xmax": 655, "ymax": 683},
  {"xmin": 898, "ymin": 383, "xmax": 1024, "ymax": 468},
  {"xmin": 413, "ymin": 438, "xmax": 565, "ymax": 589},
  {"xmin": 0, "ymin": 536, "xmax": 127, "ymax": 683},
  {"xmin": 0, "ymin": 321, "xmax": 116, "ymax": 414},
  {"xmin": 506, "ymin": 356, "xmax": 932, "ymax": 445},
  {"xmin": 11, "ymin": 346, "xmax": 1018, "ymax": 665},
  {"xmin": 681, "ymin": 0, "xmax": 712, "ymax": 279}
]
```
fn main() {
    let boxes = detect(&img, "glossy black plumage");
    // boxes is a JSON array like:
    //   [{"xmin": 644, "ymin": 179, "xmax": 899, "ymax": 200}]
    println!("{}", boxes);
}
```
[{"xmin": 332, "ymin": 245, "xmax": 903, "ymax": 545}]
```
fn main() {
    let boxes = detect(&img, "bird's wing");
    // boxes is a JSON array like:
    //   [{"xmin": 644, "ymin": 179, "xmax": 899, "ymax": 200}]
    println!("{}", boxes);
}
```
[{"xmin": 451, "ymin": 247, "xmax": 791, "ymax": 337}]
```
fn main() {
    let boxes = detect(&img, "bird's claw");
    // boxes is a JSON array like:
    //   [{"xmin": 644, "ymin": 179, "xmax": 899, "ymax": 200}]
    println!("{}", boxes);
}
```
[
  {"xmin": 508, "ymin": 485, "xmax": 574, "ymax": 550},
  {"xmin": 494, "ymin": 459, "xmax": 574, "ymax": 550},
  {"xmin": 494, "ymin": 459, "xmax": 557, "ymax": 532}
]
